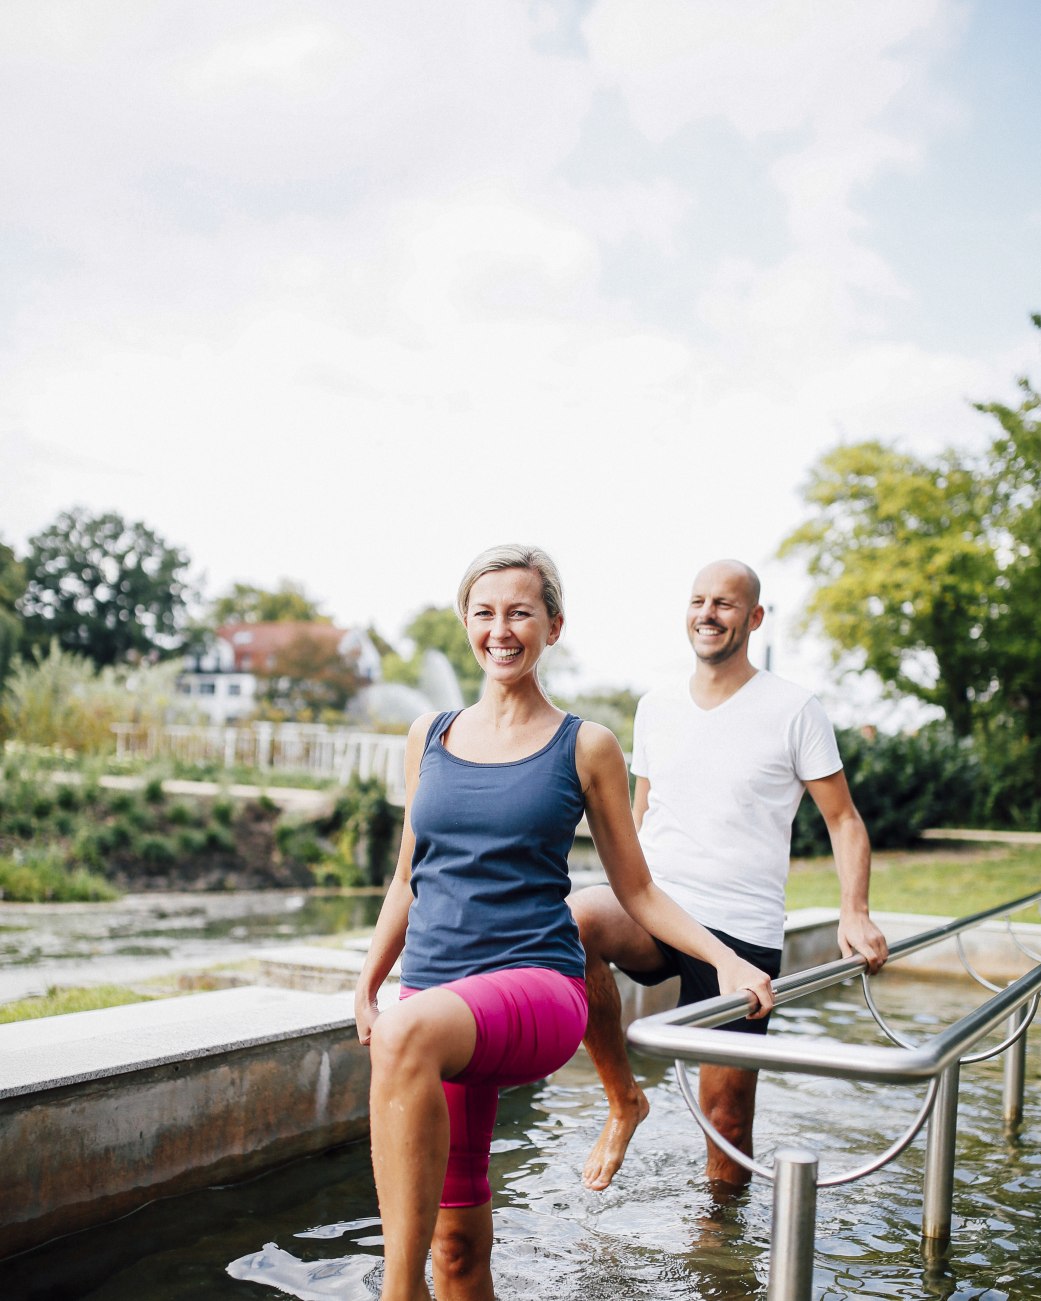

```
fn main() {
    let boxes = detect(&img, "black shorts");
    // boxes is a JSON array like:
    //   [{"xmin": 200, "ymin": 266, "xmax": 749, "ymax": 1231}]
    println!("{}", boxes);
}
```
[{"xmin": 620, "ymin": 926, "xmax": 782, "ymax": 1035}]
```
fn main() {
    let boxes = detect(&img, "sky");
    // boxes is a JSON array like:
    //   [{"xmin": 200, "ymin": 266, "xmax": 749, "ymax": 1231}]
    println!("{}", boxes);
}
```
[{"xmin": 3, "ymin": 0, "xmax": 1040, "ymax": 722}]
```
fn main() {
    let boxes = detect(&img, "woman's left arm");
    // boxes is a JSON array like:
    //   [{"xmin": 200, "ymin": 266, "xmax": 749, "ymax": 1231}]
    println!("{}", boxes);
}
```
[{"xmin": 576, "ymin": 722, "xmax": 775, "ymax": 1017}]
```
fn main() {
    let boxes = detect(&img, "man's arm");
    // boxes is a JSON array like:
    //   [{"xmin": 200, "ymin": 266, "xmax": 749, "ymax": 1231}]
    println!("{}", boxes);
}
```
[
  {"xmin": 632, "ymin": 775, "xmax": 650, "ymax": 832},
  {"xmin": 804, "ymin": 769, "xmax": 888, "ymax": 973}
]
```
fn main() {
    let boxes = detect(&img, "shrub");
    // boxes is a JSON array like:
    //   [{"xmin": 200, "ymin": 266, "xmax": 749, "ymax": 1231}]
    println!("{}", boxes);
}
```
[
  {"xmin": 791, "ymin": 723, "xmax": 980, "ymax": 857},
  {"xmin": 143, "ymin": 776, "xmax": 166, "ymax": 804},
  {"xmin": 166, "ymin": 802, "xmax": 196, "ymax": 826},
  {"xmin": 105, "ymin": 790, "xmax": 137, "ymax": 815},
  {"xmin": 202, "ymin": 825, "xmax": 236, "ymax": 854},
  {"xmin": 136, "ymin": 834, "xmax": 177, "ymax": 866},
  {"xmin": 211, "ymin": 798, "xmax": 234, "ymax": 827},
  {"xmin": 31, "ymin": 794, "xmax": 55, "ymax": 821},
  {"xmin": 322, "ymin": 775, "xmax": 397, "ymax": 885},
  {"xmin": 175, "ymin": 828, "xmax": 209, "ymax": 856},
  {"xmin": 969, "ymin": 725, "xmax": 1041, "ymax": 830},
  {"xmin": 6, "ymin": 812, "xmax": 34, "ymax": 839},
  {"xmin": 55, "ymin": 784, "xmax": 81, "ymax": 812},
  {"xmin": 0, "ymin": 849, "xmax": 117, "ymax": 902},
  {"xmin": 52, "ymin": 811, "xmax": 76, "ymax": 837}
]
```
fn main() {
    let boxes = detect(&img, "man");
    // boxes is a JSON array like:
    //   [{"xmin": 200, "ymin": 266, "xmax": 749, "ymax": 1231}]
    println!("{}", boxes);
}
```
[{"xmin": 569, "ymin": 558, "xmax": 888, "ymax": 1194}]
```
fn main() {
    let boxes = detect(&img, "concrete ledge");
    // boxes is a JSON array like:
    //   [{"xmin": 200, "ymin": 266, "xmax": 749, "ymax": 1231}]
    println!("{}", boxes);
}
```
[
  {"xmin": 871, "ymin": 911, "xmax": 1041, "ymax": 982},
  {"xmin": 0, "ymin": 987, "xmax": 376, "ymax": 1259},
  {"xmin": 0, "ymin": 985, "xmax": 356, "ymax": 1100},
  {"xmin": 780, "ymin": 908, "xmax": 1041, "ymax": 983},
  {"xmin": 256, "ymin": 940, "xmax": 400, "ymax": 994}
]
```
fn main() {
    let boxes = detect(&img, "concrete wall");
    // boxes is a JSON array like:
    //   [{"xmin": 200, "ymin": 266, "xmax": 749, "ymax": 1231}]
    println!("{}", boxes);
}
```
[
  {"xmin": 0, "ymin": 987, "xmax": 371, "ymax": 1260},
  {"xmin": 3, "ymin": 908, "xmax": 1038, "ymax": 1260}
]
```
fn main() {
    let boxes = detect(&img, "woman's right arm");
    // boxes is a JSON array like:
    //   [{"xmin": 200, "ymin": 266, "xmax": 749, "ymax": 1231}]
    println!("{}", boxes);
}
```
[{"xmin": 353, "ymin": 712, "xmax": 436, "ymax": 1045}]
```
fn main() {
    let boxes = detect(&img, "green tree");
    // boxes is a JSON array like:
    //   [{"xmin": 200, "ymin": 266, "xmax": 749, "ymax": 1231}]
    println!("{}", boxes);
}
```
[
  {"xmin": 19, "ymin": 509, "xmax": 192, "ymax": 666},
  {"xmin": 779, "ymin": 317, "xmax": 1041, "ymax": 826},
  {"xmin": 404, "ymin": 605, "xmax": 483, "ymax": 703},
  {"xmin": 973, "ymin": 316, "xmax": 1041, "ymax": 741},
  {"xmin": 208, "ymin": 580, "xmax": 328, "ymax": 627},
  {"xmin": 778, "ymin": 441, "xmax": 997, "ymax": 735},
  {"xmin": 0, "ymin": 539, "xmax": 25, "ymax": 692}
]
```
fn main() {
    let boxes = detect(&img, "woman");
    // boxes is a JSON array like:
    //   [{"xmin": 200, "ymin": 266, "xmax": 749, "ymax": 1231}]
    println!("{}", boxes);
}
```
[{"xmin": 354, "ymin": 544, "xmax": 774, "ymax": 1301}]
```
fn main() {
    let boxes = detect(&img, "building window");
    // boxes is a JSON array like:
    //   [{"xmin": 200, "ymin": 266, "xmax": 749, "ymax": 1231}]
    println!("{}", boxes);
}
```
[
  {"xmin": 228, "ymin": 682, "xmax": 242, "ymax": 696},
  {"xmin": 198, "ymin": 681, "xmax": 216, "ymax": 696}
]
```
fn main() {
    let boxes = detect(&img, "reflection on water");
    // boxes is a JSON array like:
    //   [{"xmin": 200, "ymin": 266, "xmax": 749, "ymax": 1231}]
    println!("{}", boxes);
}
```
[
  {"xmin": 0, "ymin": 975, "xmax": 1038, "ymax": 1299},
  {"xmin": 0, "ymin": 892, "xmax": 384, "ymax": 1001}
]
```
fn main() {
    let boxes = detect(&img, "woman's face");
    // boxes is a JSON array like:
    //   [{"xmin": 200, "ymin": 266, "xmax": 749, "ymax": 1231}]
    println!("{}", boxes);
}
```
[{"xmin": 464, "ymin": 567, "xmax": 562, "ymax": 684}]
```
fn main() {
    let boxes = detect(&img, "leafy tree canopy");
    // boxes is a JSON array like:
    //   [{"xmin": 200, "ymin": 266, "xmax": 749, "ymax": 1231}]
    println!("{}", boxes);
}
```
[
  {"xmin": 19, "ymin": 509, "xmax": 192, "ymax": 667},
  {"xmin": 779, "ymin": 316, "xmax": 1041, "ymax": 742},
  {"xmin": 208, "ymin": 579, "xmax": 328, "ymax": 627}
]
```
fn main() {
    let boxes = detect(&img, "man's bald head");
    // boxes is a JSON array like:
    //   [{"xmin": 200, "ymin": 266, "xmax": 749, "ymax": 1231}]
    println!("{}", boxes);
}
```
[{"xmin": 692, "ymin": 560, "xmax": 761, "ymax": 607}]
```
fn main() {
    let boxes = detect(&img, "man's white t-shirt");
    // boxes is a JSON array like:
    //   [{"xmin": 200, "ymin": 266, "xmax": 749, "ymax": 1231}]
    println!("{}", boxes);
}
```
[{"xmin": 630, "ymin": 670, "xmax": 842, "ymax": 949}]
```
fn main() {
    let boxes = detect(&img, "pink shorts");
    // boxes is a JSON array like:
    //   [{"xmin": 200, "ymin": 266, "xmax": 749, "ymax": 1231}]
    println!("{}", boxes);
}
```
[{"xmin": 400, "ymin": 967, "xmax": 588, "ymax": 1207}]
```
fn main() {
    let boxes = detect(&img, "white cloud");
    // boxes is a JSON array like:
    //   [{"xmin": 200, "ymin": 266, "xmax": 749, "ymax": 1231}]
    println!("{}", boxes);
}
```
[{"xmin": 1, "ymin": 0, "xmax": 1036, "ymax": 705}]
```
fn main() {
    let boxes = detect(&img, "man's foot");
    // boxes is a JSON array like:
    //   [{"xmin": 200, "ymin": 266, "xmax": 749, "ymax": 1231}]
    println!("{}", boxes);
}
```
[{"xmin": 582, "ymin": 1093, "xmax": 650, "ymax": 1190}]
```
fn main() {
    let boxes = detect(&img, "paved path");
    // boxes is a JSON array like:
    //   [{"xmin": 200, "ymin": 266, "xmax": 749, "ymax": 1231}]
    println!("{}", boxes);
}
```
[
  {"xmin": 920, "ymin": 827, "xmax": 1041, "ymax": 846},
  {"xmin": 50, "ymin": 771, "xmax": 336, "ymax": 817}
]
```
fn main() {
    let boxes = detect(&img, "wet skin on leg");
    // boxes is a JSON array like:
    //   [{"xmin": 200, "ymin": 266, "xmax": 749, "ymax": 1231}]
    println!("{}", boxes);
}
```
[
  {"xmin": 699, "ymin": 1063, "xmax": 759, "ymax": 1197},
  {"xmin": 368, "ymin": 987, "xmax": 478, "ymax": 1301},
  {"xmin": 569, "ymin": 885, "xmax": 666, "ymax": 1190}
]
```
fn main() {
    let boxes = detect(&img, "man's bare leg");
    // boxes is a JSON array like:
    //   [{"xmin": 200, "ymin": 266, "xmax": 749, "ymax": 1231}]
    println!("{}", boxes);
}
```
[
  {"xmin": 569, "ymin": 886, "xmax": 665, "ymax": 1191},
  {"xmin": 699, "ymin": 1063, "xmax": 759, "ymax": 1197}
]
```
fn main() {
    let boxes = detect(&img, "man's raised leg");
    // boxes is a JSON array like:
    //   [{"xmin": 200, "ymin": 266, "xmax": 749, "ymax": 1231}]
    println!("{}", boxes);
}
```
[{"xmin": 569, "ymin": 885, "xmax": 664, "ymax": 1191}]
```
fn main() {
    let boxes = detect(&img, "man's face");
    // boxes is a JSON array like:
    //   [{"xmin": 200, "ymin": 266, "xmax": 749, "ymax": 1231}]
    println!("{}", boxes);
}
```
[{"xmin": 686, "ymin": 566, "xmax": 762, "ymax": 665}]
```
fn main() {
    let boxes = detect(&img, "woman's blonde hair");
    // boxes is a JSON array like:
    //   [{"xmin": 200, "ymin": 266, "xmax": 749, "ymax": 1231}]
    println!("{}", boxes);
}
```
[{"xmin": 456, "ymin": 544, "xmax": 565, "ymax": 624}]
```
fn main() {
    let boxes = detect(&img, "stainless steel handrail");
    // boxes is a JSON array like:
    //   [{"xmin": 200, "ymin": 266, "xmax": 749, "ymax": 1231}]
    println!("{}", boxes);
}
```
[
  {"xmin": 625, "ymin": 889, "xmax": 1041, "ymax": 1300},
  {"xmin": 627, "ymin": 962, "xmax": 1041, "ymax": 1082}
]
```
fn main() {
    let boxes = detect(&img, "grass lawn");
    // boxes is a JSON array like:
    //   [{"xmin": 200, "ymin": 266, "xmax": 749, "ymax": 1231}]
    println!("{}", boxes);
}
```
[
  {"xmin": 787, "ymin": 843, "xmax": 1041, "ymax": 923},
  {"xmin": 0, "ymin": 984, "xmax": 156, "ymax": 1024}
]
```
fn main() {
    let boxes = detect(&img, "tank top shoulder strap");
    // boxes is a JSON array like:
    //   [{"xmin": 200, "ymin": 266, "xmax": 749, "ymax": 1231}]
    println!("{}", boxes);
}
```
[
  {"xmin": 422, "ymin": 709, "xmax": 461, "ymax": 757},
  {"xmin": 559, "ymin": 712, "xmax": 583, "ymax": 769}
]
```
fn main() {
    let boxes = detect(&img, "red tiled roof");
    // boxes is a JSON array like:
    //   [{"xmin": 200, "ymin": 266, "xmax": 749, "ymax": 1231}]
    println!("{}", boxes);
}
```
[{"xmin": 216, "ymin": 623, "xmax": 349, "ymax": 673}]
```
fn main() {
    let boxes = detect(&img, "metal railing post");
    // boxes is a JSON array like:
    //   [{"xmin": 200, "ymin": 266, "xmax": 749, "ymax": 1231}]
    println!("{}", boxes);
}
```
[
  {"xmin": 1002, "ymin": 1005, "xmax": 1028, "ymax": 1128},
  {"xmin": 922, "ymin": 1062, "xmax": 960, "ymax": 1242},
  {"xmin": 768, "ymin": 1148, "xmax": 818, "ymax": 1301}
]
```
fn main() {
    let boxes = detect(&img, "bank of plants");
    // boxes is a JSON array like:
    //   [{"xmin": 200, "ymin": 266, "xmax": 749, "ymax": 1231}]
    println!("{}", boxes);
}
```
[
  {"xmin": 279, "ymin": 774, "xmax": 398, "ymax": 889},
  {"xmin": 0, "ymin": 760, "xmax": 315, "ymax": 900}
]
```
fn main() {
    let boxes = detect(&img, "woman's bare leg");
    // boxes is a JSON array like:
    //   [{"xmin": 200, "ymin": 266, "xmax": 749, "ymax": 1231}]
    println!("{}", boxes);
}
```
[{"xmin": 369, "ymin": 989, "xmax": 478, "ymax": 1301}]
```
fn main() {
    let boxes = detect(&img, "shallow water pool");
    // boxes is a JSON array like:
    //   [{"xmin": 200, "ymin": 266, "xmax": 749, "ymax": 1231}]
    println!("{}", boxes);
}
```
[{"xmin": 2, "ymin": 973, "xmax": 1039, "ymax": 1300}]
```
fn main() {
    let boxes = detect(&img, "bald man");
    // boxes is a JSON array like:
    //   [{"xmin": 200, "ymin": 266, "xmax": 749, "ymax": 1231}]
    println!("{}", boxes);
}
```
[{"xmin": 569, "ymin": 559, "xmax": 888, "ymax": 1194}]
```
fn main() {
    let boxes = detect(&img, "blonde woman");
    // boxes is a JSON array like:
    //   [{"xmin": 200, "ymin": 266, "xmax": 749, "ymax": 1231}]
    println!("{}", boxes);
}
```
[{"xmin": 354, "ymin": 544, "xmax": 774, "ymax": 1301}]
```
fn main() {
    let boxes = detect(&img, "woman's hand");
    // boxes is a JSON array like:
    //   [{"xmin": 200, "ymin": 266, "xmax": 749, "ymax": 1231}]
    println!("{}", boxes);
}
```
[
  {"xmin": 354, "ymin": 993, "xmax": 381, "ymax": 1046},
  {"xmin": 716, "ymin": 953, "xmax": 775, "ymax": 1020}
]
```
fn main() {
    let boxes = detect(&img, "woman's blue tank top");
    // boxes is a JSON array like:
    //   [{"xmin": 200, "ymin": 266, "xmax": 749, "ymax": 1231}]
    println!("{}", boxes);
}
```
[{"xmin": 401, "ymin": 710, "xmax": 587, "ymax": 988}]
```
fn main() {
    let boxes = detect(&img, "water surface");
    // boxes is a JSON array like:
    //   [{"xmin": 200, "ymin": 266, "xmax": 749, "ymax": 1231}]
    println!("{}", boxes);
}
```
[
  {"xmin": 0, "ymin": 891, "xmax": 384, "ymax": 1001},
  {"xmin": 1, "ymin": 973, "xmax": 1038, "ymax": 1299}
]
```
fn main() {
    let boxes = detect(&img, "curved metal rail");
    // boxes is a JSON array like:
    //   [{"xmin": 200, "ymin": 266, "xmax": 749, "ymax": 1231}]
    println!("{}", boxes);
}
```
[{"xmin": 625, "ymin": 888, "xmax": 1041, "ymax": 1301}]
